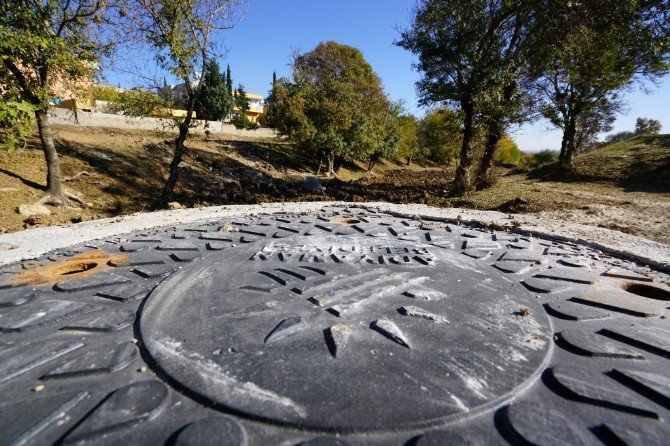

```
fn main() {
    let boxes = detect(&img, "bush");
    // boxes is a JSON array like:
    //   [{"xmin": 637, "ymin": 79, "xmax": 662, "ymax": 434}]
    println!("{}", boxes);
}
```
[
  {"xmin": 531, "ymin": 149, "xmax": 559, "ymax": 166},
  {"xmin": 91, "ymin": 85, "xmax": 121, "ymax": 102},
  {"xmin": 494, "ymin": 137, "xmax": 522, "ymax": 166},
  {"xmin": 111, "ymin": 89, "xmax": 163, "ymax": 117}
]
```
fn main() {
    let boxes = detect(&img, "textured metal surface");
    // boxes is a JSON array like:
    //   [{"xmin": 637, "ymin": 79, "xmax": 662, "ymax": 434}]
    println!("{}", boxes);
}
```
[{"xmin": 0, "ymin": 206, "xmax": 669, "ymax": 445}]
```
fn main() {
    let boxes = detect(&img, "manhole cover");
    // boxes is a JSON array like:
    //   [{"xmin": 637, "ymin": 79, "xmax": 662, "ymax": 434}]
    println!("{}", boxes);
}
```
[{"xmin": 0, "ymin": 206, "xmax": 669, "ymax": 445}]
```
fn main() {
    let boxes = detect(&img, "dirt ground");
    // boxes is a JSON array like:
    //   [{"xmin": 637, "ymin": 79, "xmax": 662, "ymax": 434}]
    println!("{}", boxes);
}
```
[{"xmin": 1, "ymin": 125, "xmax": 668, "ymax": 244}]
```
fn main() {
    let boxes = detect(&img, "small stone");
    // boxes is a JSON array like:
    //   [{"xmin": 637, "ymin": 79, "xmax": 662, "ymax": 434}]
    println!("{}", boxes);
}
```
[
  {"xmin": 33, "ymin": 383, "xmax": 45, "ymax": 392},
  {"xmin": 18, "ymin": 204, "xmax": 51, "ymax": 217},
  {"xmin": 519, "ymin": 308, "xmax": 531, "ymax": 316},
  {"xmin": 130, "ymin": 338, "xmax": 138, "ymax": 344},
  {"xmin": 138, "ymin": 366, "xmax": 147, "ymax": 373},
  {"xmin": 168, "ymin": 202, "xmax": 183, "ymax": 210}
]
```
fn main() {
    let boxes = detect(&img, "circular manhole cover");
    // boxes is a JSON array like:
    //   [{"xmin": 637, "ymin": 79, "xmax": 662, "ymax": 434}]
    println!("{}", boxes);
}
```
[
  {"xmin": 141, "ymin": 234, "xmax": 551, "ymax": 431},
  {"xmin": 0, "ymin": 206, "xmax": 668, "ymax": 445}
]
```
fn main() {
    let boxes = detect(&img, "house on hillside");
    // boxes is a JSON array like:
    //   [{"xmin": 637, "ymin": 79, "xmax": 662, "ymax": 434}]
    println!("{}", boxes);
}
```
[
  {"xmin": 234, "ymin": 92, "xmax": 266, "ymax": 124},
  {"xmin": 158, "ymin": 79, "xmax": 266, "ymax": 124}
]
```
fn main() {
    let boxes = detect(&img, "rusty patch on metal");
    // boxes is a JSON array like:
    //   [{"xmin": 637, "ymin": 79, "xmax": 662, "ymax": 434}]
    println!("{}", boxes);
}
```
[{"xmin": 6, "ymin": 249, "xmax": 130, "ymax": 288}]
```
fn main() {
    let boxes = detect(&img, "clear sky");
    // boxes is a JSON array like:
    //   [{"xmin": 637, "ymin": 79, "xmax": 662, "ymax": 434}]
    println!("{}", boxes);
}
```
[{"xmin": 102, "ymin": 0, "xmax": 670, "ymax": 152}]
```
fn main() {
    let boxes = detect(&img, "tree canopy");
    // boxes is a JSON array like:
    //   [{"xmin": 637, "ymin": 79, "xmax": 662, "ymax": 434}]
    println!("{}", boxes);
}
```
[
  {"xmin": 273, "ymin": 41, "xmax": 399, "ymax": 175},
  {"xmin": 532, "ymin": 0, "xmax": 670, "ymax": 167},
  {"xmin": 1, "ymin": 0, "xmax": 107, "ymax": 204},
  {"xmin": 396, "ymin": 0, "xmax": 536, "ymax": 194}
]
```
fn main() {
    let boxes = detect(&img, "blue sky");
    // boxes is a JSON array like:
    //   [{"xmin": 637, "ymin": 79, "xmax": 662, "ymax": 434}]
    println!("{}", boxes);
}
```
[{"xmin": 103, "ymin": 0, "xmax": 670, "ymax": 152}]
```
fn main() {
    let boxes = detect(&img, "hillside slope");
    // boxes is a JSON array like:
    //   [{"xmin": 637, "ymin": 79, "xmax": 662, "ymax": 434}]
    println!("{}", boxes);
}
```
[
  {"xmin": 530, "ymin": 134, "xmax": 670, "ymax": 192},
  {"xmin": 0, "ymin": 127, "xmax": 668, "ymax": 243}
]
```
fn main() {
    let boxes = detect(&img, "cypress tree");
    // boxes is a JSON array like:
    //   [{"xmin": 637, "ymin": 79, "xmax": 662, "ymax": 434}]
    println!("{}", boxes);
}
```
[
  {"xmin": 266, "ymin": 70, "xmax": 278, "ymax": 127},
  {"xmin": 196, "ymin": 59, "xmax": 231, "ymax": 121},
  {"xmin": 226, "ymin": 64, "xmax": 233, "ymax": 98}
]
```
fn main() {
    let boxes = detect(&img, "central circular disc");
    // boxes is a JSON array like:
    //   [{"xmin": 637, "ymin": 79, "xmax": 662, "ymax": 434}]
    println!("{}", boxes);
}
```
[{"xmin": 141, "ymin": 226, "xmax": 552, "ymax": 431}]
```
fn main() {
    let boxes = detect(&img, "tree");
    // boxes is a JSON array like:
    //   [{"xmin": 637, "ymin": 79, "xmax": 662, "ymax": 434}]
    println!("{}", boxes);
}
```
[
  {"xmin": 396, "ymin": 115, "xmax": 421, "ymax": 165},
  {"xmin": 360, "ymin": 102, "xmax": 402, "ymax": 171},
  {"xmin": 0, "ymin": 89, "xmax": 35, "ymax": 151},
  {"xmin": 196, "ymin": 59, "xmax": 231, "ymax": 121},
  {"xmin": 573, "ymin": 98, "xmax": 618, "ymax": 153},
  {"xmin": 125, "ymin": 0, "xmax": 245, "ymax": 207},
  {"xmin": 272, "ymin": 41, "xmax": 397, "ymax": 175},
  {"xmin": 397, "ymin": 0, "xmax": 533, "ymax": 194},
  {"xmin": 635, "ymin": 117, "xmax": 663, "ymax": 135},
  {"xmin": 231, "ymin": 83, "xmax": 252, "ymax": 129},
  {"xmin": 473, "ymin": 3, "xmax": 537, "ymax": 189},
  {"xmin": 265, "ymin": 70, "xmax": 278, "ymax": 127},
  {"xmin": 1, "ymin": 0, "xmax": 107, "ymax": 205},
  {"xmin": 532, "ymin": 0, "xmax": 670, "ymax": 169},
  {"xmin": 226, "ymin": 64, "xmax": 233, "ymax": 99},
  {"xmin": 419, "ymin": 108, "xmax": 462, "ymax": 165}
]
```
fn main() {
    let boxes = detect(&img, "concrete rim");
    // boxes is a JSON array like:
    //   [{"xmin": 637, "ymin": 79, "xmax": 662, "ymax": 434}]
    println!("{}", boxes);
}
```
[{"xmin": 0, "ymin": 201, "xmax": 668, "ymax": 272}]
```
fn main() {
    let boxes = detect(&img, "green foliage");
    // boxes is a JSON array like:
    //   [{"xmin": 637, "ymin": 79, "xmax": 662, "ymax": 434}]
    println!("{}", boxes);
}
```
[
  {"xmin": 494, "ymin": 137, "xmax": 522, "ymax": 166},
  {"xmin": 532, "ymin": 0, "xmax": 670, "ymax": 165},
  {"xmin": 635, "ymin": 117, "xmax": 662, "ymax": 135},
  {"xmin": 359, "ymin": 102, "xmax": 403, "ymax": 170},
  {"xmin": 226, "ymin": 64, "xmax": 233, "ymax": 97},
  {"xmin": 396, "ymin": 0, "xmax": 537, "ymax": 192},
  {"xmin": 272, "ymin": 41, "xmax": 399, "ymax": 172},
  {"xmin": 196, "ymin": 59, "xmax": 231, "ymax": 121},
  {"xmin": 91, "ymin": 85, "xmax": 122, "ymax": 102},
  {"xmin": 529, "ymin": 149, "xmax": 559, "ymax": 166},
  {"xmin": 233, "ymin": 84, "xmax": 250, "ymax": 114},
  {"xmin": 265, "ymin": 70, "xmax": 279, "ymax": 127},
  {"xmin": 0, "ymin": 1, "xmax": 104, "ymax": 110},
  {"xmin": 419, "ymin": 108, "xmax": 461, "ymax": 164},
  {"xmin": 396, "ymin": 115, "xmax": 421, "ymax": 164},
  {"xmin": 0, "ymin": 98, "xmax": 35, "ymax": 151},
  {"xmin": 111, "ymin": 89, "xmax": 164, "ymax": 117},
  {"xmin": 231, "ymin": 84, "xmax": 254, "ymax": 129}
]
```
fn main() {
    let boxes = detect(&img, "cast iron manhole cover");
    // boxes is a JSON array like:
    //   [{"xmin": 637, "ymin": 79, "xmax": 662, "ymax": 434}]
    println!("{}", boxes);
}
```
[{"xmin": 0, "ymin": 206, "xmax": 669, "ymax": 445}]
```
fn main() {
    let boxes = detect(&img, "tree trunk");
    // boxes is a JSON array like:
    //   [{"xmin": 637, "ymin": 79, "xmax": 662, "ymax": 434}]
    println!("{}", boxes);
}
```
[
  {"xmin": 326, "ymin": 154, "xmax": 335, "ymax": 177},
  {"xmin": 559, "ymin": 113, "xmax": 577, "ymax": 169},
  {"xmin": 334, "ymin": 155, "xmax": 344, "ymax": 173},
  {"xmin": 475, "ymin": 119, "xmax": 503, "ymax": 190},
  {"xmin": 452, "ymin": 100, "xmax": 475, "ymax": 195},
  {"xmin": 35, "ymin": 110, "xmax": 66, "ymax": 204},
  {"xmin": 406, "ymin": 157, "xmax": 412, "ymax": 166},
  {"xmin": 160, "ymin": 110, "xmax": 193, "ymax": 207}
]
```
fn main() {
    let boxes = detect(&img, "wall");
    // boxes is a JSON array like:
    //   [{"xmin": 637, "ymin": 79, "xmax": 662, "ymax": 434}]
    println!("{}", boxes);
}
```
[{"xmin": 48, "ymin": 108, "xmax": 279, "ymax": 139}]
